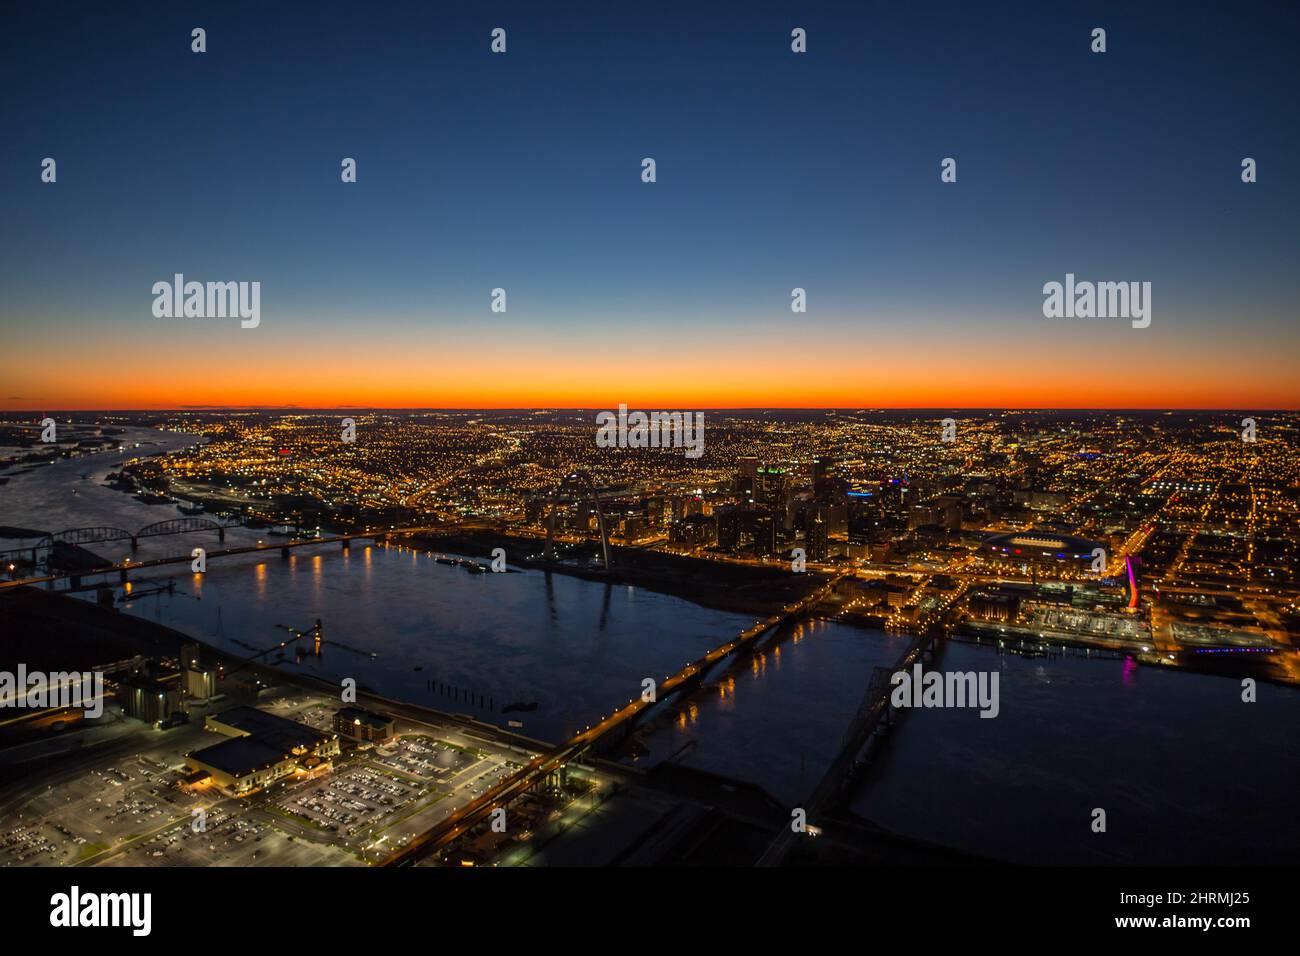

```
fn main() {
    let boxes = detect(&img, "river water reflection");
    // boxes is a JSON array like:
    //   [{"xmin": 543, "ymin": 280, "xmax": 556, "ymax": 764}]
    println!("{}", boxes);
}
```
[{"xmin": 116, "ymin": 546, "xmax": 1298, "ymax": 863}]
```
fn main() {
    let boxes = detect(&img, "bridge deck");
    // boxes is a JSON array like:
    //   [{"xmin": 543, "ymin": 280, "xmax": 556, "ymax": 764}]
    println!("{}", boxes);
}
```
[
  {"xmin": 382, "ymin": 572, "xmax": 848, "ymax": 866},
  {"xmin": 756, "ymin": 627, "xmax": 939, "ymax": 866},
  {"xmin": 0, "ymin": 530, "xmax": 421, "ymax": 591}
]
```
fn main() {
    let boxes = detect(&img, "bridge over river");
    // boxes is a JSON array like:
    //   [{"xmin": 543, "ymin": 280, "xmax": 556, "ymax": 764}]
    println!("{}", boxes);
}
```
[{"xmin": 381, "ymin": 572, "xmax": 849, "ymax": 866}]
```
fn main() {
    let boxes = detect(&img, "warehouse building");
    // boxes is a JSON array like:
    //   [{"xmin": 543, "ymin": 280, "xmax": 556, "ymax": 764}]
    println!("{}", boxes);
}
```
[{"xmin": 183, "ymin": 706, "xmax": 339, "ymax": 795}]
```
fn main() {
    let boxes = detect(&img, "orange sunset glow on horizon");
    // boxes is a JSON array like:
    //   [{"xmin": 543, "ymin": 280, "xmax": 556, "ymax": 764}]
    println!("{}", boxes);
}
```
[{"xmin": 3, "ymin": 324, "xmax": 1298, "ymax": 411}]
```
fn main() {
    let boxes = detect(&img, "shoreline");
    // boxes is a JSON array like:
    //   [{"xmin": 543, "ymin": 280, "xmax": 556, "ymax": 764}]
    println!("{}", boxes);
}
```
[
  {"xmin": 395, "ymin": 527, "xmax": 836, "ymax": 619},
  {"xmin": 0, "ymin": 585, "xmax": 556, "ymax": 761}
]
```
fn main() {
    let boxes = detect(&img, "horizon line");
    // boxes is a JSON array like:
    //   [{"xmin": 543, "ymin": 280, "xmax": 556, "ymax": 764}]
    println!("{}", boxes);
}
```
[{"xmin": 3, "ymin": 406, "xmax": 1297, "ymax": 415}]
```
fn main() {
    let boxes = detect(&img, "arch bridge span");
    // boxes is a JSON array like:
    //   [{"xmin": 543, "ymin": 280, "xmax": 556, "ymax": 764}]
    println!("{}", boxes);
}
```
[
  {"xmin": 46, "ymin": 526, "xmax": 135, "ymax": 548},
  {"xmin": 136, "ymin": 517, "xmax": 228, "ymax": 544},
  {"xmin": 37, "ymin": 516, "xmax": 237, "ymax": 554}
]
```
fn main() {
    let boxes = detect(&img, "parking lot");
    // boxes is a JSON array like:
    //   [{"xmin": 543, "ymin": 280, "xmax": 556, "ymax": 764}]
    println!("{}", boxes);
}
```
[{"xmin": 0, "ymin": 690, "xmax": 533, "ymax": 868}]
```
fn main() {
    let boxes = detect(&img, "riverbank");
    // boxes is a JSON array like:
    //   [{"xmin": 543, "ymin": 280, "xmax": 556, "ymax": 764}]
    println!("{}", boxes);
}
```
[
  {"xmin": 396, "ymin": 528, "xmax": 833, "ymax": 618},
  {"xmin": 0, "ymin": 585, "xmax": 557, "ymax": 759}
]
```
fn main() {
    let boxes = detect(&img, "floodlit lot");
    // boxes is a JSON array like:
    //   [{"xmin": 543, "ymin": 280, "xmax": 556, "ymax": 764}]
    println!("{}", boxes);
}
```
[
  {"xmin": 0, "ymin": 691, "xmax": 532, "ymax": 867},
  {"xmin": 279, "ymin": 765, "xmax": 421, "ymax": 836},
  {"xmin": 370, "ymin": 734, "xmax": 478, "ymax": 781},
  {"xmin": 1026, "ymin": 605, "xmax": 1151, "ymax": 643}
]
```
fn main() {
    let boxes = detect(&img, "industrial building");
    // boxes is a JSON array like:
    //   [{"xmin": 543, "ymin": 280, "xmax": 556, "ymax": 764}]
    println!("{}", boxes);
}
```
[
  {"xmin": 119, "ymin": 675, "xmax": 184, "ymax": 727},
  {"xmin": 183, "ymin": 706, "xmax": 339, "ymax": 795}
]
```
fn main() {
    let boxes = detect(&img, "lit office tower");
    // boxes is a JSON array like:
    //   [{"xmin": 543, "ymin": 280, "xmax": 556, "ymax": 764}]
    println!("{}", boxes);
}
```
[
  {"xmin": 808, "ymin": 514, "xmax": 829, "ymax": 562},
  {"xmin": 736, "ymin": 456, "xmax": 760, "ymax": 498},
  {"xmin": 715, "ymin": 504, "xmax": 741, "ymax": 551},
  {"xmin": 756, "ymin": 465, "xmax": 788, "ymax": 513},
  {"xmin": 740, "ymin": 507, "xmax": 778, "ymax": 557},
  {"xmin": 812, "ymin": 456, "xmax": 835, "ymax": 498}
]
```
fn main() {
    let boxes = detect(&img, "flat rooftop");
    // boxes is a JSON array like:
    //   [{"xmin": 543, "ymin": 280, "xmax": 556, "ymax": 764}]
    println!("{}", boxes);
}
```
[
  {"xmin": 187, "ymin": 735, "xmax": 290, "ymax": 777},
  {"xmin": 207, "ymin": 705, "xmax": 333, "ymax": 752}
]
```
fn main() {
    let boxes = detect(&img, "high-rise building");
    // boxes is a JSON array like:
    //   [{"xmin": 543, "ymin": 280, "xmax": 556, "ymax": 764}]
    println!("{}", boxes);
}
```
[
  {"xmin": 808, "ymin": 515, "xmax": 829, "ymax": 561},
  {"xmin": 757, "ymin": 464, "xmax": 784, "ymax": 497},
  {"xmin": 572, "ymin": 500, "xmax": 594, "ymax": 532},
  {"xmin": 812, "ymin": 456, "xmax": 837, "ymax": 499},
  {"xmin": 620, "ymin": 515, "xmax": 647, "ymax": 541},
  {"xmin": 673, "ymin": 494, "xmax": 704, "ymax": 519},
  {"xmin": 747, "ymin": 510, "xmax": 778, "ymax": 556},
  {"xmin": 819, "ymin": 502, "xmax": 848, "ymax": 535},
  {"xmin": 909, "ymin": 504, "xmax": 940, "ymax": 530},
  {"xmin": 670, "ymin": 513, "xmax": 717, "ymax": 547},
  {"xmin": 756, "ymin": 466, "xmax": 788, "ymax": 527},
  {"xmin": 716, "ymin": 505, "xmax": 741, "ymax": 551},
  {"xmin": 735, "ymin": 457, "xmax": 760, "ymax": 498}
]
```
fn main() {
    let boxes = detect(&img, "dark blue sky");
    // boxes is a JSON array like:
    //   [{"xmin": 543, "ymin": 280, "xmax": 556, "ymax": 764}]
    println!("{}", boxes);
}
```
[{"xmin": 2, "ymin": 1, "xmax": 1298, "ymax": 408}]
